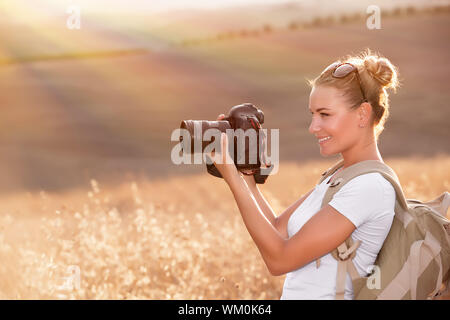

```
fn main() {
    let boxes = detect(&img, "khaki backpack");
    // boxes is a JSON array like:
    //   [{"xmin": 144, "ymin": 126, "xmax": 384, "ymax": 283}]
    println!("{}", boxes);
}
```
[{"xmin": 316, "ymin": 159, "xmax": 450, "ymax": 300}]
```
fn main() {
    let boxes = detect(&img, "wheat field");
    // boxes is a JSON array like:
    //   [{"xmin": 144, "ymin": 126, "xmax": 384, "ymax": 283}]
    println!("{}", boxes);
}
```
[{"xmin": 0, "ymin": 155, "xmax": 448, "ymax": 300}]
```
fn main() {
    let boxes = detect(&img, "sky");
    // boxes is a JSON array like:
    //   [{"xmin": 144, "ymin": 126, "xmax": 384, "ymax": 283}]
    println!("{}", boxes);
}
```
[
  {"xmin": 15, "ymin": 0, "xmax": 291, "ymax": 14},
  {"xmin": 0, "ymin": 0, "xmax": 296, "ymax": 24},
  {"xmin": 2, "ymin": 0, "xmax": 445, "ymax": 26},
  {"xmin": 125, "ymin": 0, "xmax": 288, "ymax": 12},
  {"xmin": 4, "ymin": 0, "xmax": 444, "ymax": 17}
]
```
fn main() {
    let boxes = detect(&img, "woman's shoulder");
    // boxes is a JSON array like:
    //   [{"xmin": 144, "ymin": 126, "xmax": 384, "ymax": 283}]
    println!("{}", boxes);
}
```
[
  {"xmin": 332, "ymin": 171, "xmax": 396, "ymax": 205},
  {"xmin": 328, "ymin": 171, "xmax": 395, "ymax": 228},
  {"xmin": 349, "ymin": 172, "xmax": 395, "ymax": 194},
  {"xmin": 345, "ymin": 172, "xmax": 396, "ymax": 211}
]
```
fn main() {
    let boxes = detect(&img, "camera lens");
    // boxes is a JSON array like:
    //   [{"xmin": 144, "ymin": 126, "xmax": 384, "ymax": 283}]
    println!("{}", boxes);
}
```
[{"xmin": 180, "ymin": 120, "xmax": 231, "ymax": 154}]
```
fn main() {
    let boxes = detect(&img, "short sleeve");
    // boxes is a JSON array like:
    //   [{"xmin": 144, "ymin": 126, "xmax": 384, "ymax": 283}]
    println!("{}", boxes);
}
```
[{"xmin": 328, "ymin": 173, "xmax": 387, "ymax": 228}]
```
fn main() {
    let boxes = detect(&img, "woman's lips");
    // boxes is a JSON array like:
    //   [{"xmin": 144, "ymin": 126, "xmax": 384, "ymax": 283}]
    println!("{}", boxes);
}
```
[{"xmin": 318, "ymin": 136, "xmax": 331, "ymax": 144}]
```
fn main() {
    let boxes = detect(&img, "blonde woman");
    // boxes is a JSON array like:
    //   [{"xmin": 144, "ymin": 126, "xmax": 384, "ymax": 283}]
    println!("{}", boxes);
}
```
[{"xmin": 211, "ymin": 49, "xmax": 400, "ymax": 299}]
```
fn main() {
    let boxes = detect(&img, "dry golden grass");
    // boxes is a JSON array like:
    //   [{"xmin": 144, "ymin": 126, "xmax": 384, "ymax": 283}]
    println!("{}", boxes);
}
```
[{"xmin": 0, "ymin": 155, "xmax": 449, "ymax": 299}]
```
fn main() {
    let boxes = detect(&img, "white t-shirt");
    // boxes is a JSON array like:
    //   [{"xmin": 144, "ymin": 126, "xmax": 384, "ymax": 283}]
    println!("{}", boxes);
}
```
[{"xmin": 280, "ymin": 171, "xmax": 396, "ymax": 300}]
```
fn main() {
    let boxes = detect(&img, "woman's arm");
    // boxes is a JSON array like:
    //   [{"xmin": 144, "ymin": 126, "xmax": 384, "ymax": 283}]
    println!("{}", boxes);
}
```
[
  {"xmin": 241, "ymin": 174, "xmax": 277, "ymax": 227},
  {"xmin": 211, "ymin": 133, "xmax": 356, "ymax": 276},
  {"xmin": 242, "ymin": 173, "xmax": 314, "ymax": 239},
  {"xmin": 226, "ymin": 170, "xmax": 287, "ymax": 271},
  {"xmin": 230, "ymin": 173, "xmax": 356, "ymax": 275}
]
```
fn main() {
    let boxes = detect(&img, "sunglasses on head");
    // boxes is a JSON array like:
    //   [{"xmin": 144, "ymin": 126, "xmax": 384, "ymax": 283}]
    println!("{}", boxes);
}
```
[{"xmin": 323, "ymin": 62, "xmax": 368, "ymax": 103}]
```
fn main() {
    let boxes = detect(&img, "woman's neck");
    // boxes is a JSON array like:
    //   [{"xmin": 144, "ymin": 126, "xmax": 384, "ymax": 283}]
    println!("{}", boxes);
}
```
[{"xmin": 340, "ymin": 135, "xmax": 382, "ymax": 169}]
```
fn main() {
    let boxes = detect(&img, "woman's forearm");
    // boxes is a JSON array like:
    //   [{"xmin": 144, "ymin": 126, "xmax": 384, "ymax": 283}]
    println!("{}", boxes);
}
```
[
  {"xmin": 244, "ymin": 179, "xmax": 278, "ymax": 227},
  {"xmin": 226, "ymin": 172, "xmax": 284, "ymax": 266}
]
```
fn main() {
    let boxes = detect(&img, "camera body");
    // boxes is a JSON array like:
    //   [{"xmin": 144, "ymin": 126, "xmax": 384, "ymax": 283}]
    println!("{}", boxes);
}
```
[{"xmin": 180, "ymin": 103, "xmax": 273, "ymax": 184}]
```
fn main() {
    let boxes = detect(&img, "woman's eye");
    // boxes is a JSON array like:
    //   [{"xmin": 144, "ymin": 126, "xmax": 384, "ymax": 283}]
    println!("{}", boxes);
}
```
[{"xmin": 320, "ymin": 113, "xmax": 329, "ymax": 116}]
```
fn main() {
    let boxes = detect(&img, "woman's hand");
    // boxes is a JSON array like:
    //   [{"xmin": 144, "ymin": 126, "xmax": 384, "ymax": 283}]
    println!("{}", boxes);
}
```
[
  {"xmin": 208, "ymin": 114, "xmax": 239, "ymax": 183},
  {"xmin": 213, "ymin": 114, "xmax": 258, "ymax": 186}
]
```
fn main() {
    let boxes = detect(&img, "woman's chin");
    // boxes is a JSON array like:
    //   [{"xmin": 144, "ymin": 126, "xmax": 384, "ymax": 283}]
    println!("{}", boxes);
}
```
[
  {"xmin": 319, "ymin": 147, "xmax": 336, "ymax": 157},
  {"xmin": 319, "ymin": 147, "xmax": 328, "ymax": 155}
]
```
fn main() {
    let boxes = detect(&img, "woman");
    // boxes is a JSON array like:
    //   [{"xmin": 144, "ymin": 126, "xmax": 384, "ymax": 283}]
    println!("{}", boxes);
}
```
[{"xmin": 210, "ymin": 49, "xmax": 400, "ymax": 299}]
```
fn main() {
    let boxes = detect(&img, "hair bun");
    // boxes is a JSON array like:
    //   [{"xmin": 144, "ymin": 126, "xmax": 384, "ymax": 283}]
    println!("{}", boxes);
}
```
[{"xmin": 363, "ymin": 55, "xmax": 399, "ymax": 91}]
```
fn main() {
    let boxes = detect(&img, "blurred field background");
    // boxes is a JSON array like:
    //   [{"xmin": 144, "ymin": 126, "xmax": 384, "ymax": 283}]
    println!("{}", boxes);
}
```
[{"xmin": 0, "ymin": 0, "xmax": 449, "ymax": 299}]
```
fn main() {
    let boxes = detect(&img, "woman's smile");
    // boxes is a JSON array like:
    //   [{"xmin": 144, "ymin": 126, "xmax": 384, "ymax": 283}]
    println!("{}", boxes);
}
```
[{"xmin": 318, "ymin": 136, "xmax": 332, "ymax": 144}]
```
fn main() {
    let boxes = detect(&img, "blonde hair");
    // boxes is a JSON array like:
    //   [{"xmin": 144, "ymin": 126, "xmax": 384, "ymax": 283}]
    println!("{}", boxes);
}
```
[{"xmin": 308, "ymin": 48, "xmax": 400, "ymax": 139}]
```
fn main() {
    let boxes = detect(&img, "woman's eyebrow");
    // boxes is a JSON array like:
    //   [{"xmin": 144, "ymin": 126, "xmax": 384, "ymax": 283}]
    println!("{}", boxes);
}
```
[{"xmin": 309, "ymin": 107, "xmax": 331, "ymax": 112}]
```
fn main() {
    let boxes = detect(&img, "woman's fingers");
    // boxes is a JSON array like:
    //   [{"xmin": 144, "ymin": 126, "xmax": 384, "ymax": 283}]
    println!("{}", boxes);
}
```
[
  {"xmin": 208, "ymin": 133, "xmax": 226, "ymax": 162},
  {"xmin": 217, "ymin": 133, "xmax": 233, "ymax": 165},
  {"xmin": 209, "ymin": 115, "xmax": 233, "ymax": 165},
  {"xmin": 221, "ymin": 133, "xmax": 228, "ymax": 164}
]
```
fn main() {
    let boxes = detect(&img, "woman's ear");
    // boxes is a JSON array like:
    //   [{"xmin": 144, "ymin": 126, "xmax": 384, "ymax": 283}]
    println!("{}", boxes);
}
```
[{"xmin": 358, "ymin": 102, "xmax": 372, "ymax": 128}]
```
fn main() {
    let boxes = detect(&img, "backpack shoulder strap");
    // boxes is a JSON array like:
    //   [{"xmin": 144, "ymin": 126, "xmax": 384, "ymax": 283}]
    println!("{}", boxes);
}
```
[
  {"xmin": 317, "ymin": 158, "xmax": 345, "ymax": 185},
  {"xmin": 320, "ymin": 159, "xmax": 409, "ymax": 212}
]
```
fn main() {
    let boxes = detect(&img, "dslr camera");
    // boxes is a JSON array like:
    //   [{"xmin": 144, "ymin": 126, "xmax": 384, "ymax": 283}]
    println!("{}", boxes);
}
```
[{"xmin": 179, "ymin": 103, "xmax": 273, "ymax": 184}]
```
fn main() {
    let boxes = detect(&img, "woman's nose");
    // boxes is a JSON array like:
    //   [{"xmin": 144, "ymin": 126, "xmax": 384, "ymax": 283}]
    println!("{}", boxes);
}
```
[{"xmin": 309, "ymin": 117, "xmax": 320, "ymax": 134}]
